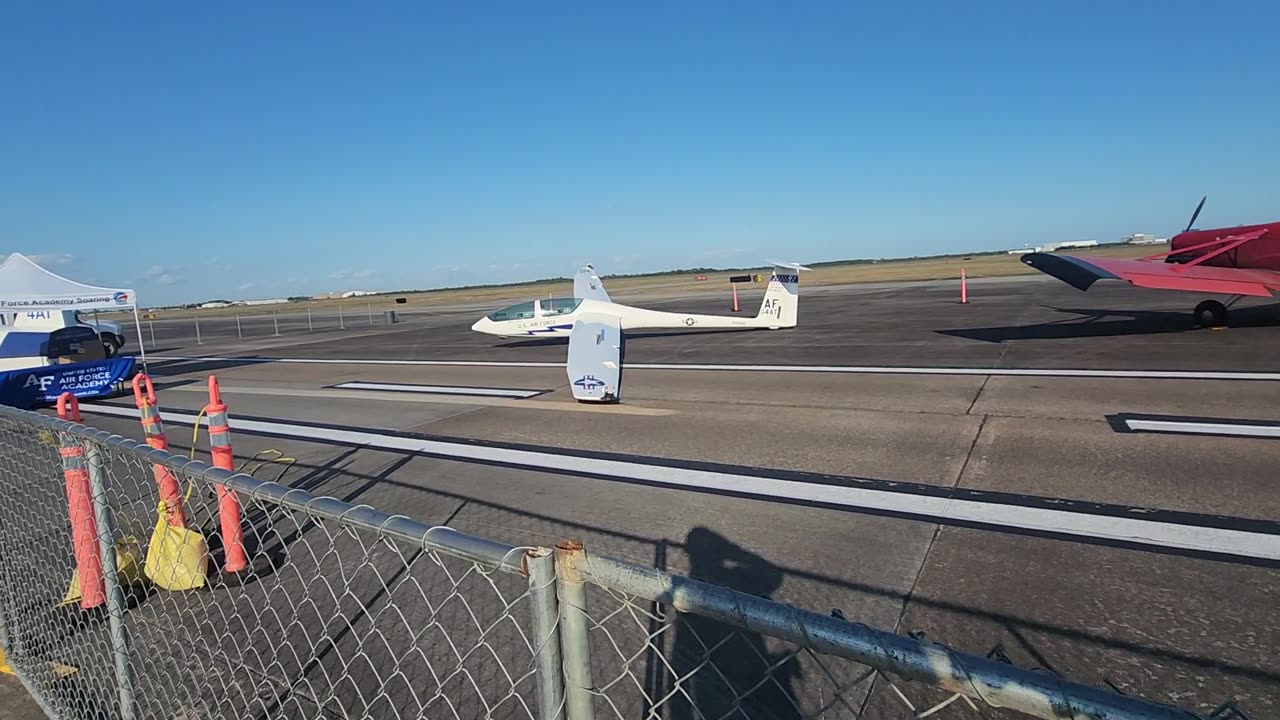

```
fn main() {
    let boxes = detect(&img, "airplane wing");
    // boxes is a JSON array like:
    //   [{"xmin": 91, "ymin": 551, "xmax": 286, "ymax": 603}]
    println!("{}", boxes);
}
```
[
  {"xmin": 567, "ymin": 312, "xmax": 624, "ymax": 402},
  {"xmin": 1022, "ymin": 249, "xmax": 1280, "ymax": 298},
  {"xmin": 574, "ymin": 265, "xmax": 612, "ymax": 303}
]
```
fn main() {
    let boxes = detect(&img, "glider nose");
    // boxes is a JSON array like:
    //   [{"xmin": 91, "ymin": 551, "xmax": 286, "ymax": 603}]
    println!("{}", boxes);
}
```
[{"xmin": 471, "ymin": 317, "xmax": 495, "ymax": 334}]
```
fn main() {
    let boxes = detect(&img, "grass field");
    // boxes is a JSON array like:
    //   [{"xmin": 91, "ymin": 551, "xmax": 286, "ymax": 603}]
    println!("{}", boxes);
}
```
[{"xmin": 136, "ymin": 244, "xmax": 1154, "ymax": 320}]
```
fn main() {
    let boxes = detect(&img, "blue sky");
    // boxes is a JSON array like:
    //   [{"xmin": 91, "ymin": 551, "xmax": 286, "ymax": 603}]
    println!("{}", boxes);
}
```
[{"xmin": 2, "ymin": 2, "xmax": 1277, "ymax": 305}]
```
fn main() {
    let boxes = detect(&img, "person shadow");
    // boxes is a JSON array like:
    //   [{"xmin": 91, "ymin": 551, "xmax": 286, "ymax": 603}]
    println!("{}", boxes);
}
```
[{"xmin": 663, "ymin": 527, "xmax": 802, "ymax": 720}]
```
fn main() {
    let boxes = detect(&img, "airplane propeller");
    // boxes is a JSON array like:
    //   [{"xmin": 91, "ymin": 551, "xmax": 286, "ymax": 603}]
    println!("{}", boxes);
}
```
[{"xmin": 1184, "ymin": 195, "xmax": 1207, "ymax": 233}]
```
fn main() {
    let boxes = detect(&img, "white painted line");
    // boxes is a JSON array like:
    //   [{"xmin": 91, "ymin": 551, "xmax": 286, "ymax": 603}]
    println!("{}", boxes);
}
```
[
  {"xmin": 157, "ymin": 355, "xmax": 554, "ymax": 369},
  {"xmin": 83, "ymin": 404, "xmax": 1280, "ymax": 561},
  {"xmin": 628, "ymin": 364, "xmax": 1280, "ymax": 381},
  {"xmin": 1125, "ymin": 419, "xmax": 1280, "ymax": 439},
  {"xmin": 332, "ymin": 381, "xmax": 542, "ymax": 399},
  {"xmin": 163, "ymin": 384, "xmax": 676, "ymax": 415},
  {"xmin": 154, "ymin": 355, "xmax": 1280, "ymax": 381}
]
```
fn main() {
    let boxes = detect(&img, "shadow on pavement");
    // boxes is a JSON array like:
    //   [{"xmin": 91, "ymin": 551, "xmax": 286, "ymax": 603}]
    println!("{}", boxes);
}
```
[
  {"xmin": 665, "ymin": 527, "xmax": 802, "ymax": 719},
  {"xmin": 495, "ymin": 327, "xmax": 756, "ymax": 349},
  {"xmin": 232, "ymin": 452, "xmax": 1280, "ymax": 689},
  {"xmin": 937, "ymin": 303, "xmax": 1280, "ymax": 343}
]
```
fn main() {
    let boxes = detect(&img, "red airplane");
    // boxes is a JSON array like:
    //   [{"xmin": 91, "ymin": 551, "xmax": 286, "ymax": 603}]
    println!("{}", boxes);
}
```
[{"xmin": 1021, "ymin": 197, "xmax": 1280, "ymax": 327}]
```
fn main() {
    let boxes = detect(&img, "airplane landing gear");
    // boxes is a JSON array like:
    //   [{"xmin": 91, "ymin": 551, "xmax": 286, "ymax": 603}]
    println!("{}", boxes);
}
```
[{"xmin": 1194, "ymin": 299, "xmax": 1228, "ymax": 328}]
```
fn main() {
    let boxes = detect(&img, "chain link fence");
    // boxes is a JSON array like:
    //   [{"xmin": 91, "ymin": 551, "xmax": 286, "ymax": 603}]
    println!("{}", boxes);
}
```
[
  {"xmin": 0, "ymin": 408, "xmax": 554, "ymax": 720},
  {"xmin": 551, "ymin": 544, "xmax": 1221, "ymax": 720},
  {"xmin": 0, "ymin": 405, "xmax": 1219, "ymax": 719},
  {"xmin": 132, "ymin": 305, "xmax": 407, "ymax": 350}
]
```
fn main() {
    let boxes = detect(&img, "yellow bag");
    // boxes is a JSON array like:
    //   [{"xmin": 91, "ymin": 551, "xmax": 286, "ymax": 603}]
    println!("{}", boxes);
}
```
[
  {"xmin": 61, "ymin": 536, "xmax": 144, "ymax": 606},
  {"xmin": 143, "ymin": 503, "xmax": 208, "ymax": 592}
]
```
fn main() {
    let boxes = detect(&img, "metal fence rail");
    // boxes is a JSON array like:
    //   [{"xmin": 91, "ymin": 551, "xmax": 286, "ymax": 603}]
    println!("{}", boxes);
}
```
[
  {"xmin": 551, "ymin": 543, "xmax": 1201, "ymax": 720},
  {"xmin": 0, "ymin": 405, "xmax": 1214, "ymax": 719}
]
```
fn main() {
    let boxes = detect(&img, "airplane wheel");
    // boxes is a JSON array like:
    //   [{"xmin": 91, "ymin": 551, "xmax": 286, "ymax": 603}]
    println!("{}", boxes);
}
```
[{"xmin": 1194, "ymin": 300, "xmax": 1227, "ymax": 328}]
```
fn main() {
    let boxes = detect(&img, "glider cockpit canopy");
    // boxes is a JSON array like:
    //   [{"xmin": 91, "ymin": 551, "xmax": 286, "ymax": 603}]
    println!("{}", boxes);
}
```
[{"xmin": 486, "ymin": 297, "xmax": 583, "ymax": 322}]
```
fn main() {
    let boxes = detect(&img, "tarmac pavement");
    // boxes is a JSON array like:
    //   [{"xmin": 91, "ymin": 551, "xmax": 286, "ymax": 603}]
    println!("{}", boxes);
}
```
[{"xmin": 11, "ymin": 275, "xmax": 1277, "ymax": 717}]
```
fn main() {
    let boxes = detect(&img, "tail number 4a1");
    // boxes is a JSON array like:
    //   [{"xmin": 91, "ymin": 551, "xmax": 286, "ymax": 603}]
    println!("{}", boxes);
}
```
[{"xmin": 762, "ymin": 298, "xmax": 782, "ymax": 318}]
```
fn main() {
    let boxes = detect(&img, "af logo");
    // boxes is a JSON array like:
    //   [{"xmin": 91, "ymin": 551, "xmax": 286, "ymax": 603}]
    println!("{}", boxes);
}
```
[
  {"xmin": 684, "ymin": 317, "xmax": 696, "ymax": 326},
  {"xmin": 574, "ymin": 375, "xmax": 606, "ymax": 391},
  {"xmin": 23, "ymin": 374, "xmax": 55, "ymax": 391}
]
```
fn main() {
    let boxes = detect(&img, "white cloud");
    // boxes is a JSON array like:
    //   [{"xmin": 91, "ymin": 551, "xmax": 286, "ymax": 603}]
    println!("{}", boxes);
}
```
[
  {"xmin": 238, "ymin": 282, "xmax": 256, "ymax": 291},
  {"xmin": 0, "ymin": 252, "xmax": 74, "ymax": 266},
  {"xmin": 330, "ymin": 268, "xmax": 375, "ymax": 280},
  {"xmin": 29, "ymin": 253, "xmax": 75, "ymax": 266},
  {"xmin": 138, "ymin": 264, "xmax": 180, "ymax": 285}
]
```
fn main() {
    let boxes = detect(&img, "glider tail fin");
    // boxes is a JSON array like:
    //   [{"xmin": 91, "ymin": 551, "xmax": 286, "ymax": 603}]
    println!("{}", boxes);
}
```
[
  {"xmin": 755, "ymin": 261, "xmax": 811, "ymax": 328},
  {"xmin": 574, "ymin": 265, "xmax": 612, "ymax": 303}
]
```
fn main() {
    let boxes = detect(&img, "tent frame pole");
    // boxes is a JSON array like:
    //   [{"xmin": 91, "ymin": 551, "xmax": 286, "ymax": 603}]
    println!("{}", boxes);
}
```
[{"xmin": 131, "ymin": 304, "xmax": 147, "ymax": 372}]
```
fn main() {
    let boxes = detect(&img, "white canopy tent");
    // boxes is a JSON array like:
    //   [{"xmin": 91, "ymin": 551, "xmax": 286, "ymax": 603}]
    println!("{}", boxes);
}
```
[{"xmin": 0, "ymin": 253, "xmax": 146, "ymax": 366}]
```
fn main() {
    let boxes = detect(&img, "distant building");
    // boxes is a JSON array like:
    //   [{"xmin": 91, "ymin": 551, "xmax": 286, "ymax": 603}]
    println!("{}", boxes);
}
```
[
  {"xmin": 1041, "ymin": 240, "xmax": 1098, "ymax": 252},
  {"xmin": 199, "ymin": 301, "xmax": 233, "ymax": 309},
  {"xmin": 1125, "ymin": 233, "xmax": 1168, "ymax": 245},
  {"xmin": 242, "ymin": 298, "xmax": 290, "ymax": 306},
  {"xmin": 341, "ymin": 290, "xmax": 376, "ymax": 298}
]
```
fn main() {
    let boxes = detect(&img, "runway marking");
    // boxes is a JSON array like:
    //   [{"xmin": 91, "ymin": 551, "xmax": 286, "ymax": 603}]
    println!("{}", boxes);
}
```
[
  {"xmin": 330, "ymin": 381, "xmax": 544, "ymax": 399},
  {"xmin": 153, "ymin": 355, "xmax": 1280, "ymax": 381},
  {"xmin": 83, "ymin": 404, "xmax": 1280, "ymax": 564},
  {"xmin": 159, "ymin": 384, "xmax": 675, "ymax": 415},
  {"xmin": 1111, "ymin": 413, "xmax": 1280, "ymax": 439}
]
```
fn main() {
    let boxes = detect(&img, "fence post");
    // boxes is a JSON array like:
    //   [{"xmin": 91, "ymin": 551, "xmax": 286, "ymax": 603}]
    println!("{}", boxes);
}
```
[
  {"xmin": 554, "ymin": 540, "xmax": 595, "ymax": 720},
  {"xmin": 0, "ymin": 561, "xmax": 26, "ymax": 669},
  {"xmin": 86, "ymin": 441, "xmax": 139, "ymax": 720},
  {"xmin": 338, "ymin": 304, "xmax": 345, "ymax": 330},
  {"xmin": 194, "ymin": 314, "xmax": 202, "ymax": 344},
  {"xmin": 147, "ymin": 319, "xmax": 156, "ymax": 350},
  {"xmin": 527, "ymin": 548, "xmax": 566, "ymax": 720},
  {"xmin": 272, "ymin": 311, "xmax": 279, "ymax": 336},
  {"xmin": 307, "ymin": 308, "xmax": 313, "ymax": 331},
  {"xmin": 236, "ymin": 313, "xmax": 243, "ymax": 339}
]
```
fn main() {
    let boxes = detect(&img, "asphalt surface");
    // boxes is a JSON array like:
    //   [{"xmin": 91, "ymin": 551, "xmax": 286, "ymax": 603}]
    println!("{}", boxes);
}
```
[
  {"xmin": 0, "ymin": 675, "xmax": 46, "ymax": 720},
  {"xmin": 15, "ymin": 276, "xmax": 1279, "ymax": 718},
  {"xmin": 135, "ymin": 275, "xmax": 1280, "ymax": 370}
]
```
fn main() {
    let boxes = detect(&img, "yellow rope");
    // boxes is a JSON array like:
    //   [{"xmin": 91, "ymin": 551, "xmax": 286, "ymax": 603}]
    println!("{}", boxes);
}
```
[{"xmin": 183, "ymin": 408, "xmax": 296, "ymax": 502}]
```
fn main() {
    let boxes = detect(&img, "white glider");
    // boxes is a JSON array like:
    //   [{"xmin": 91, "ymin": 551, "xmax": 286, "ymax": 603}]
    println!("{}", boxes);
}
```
[{"xmin": 471, "ymin": 262, "xmax": 810, "ymax": 403}]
